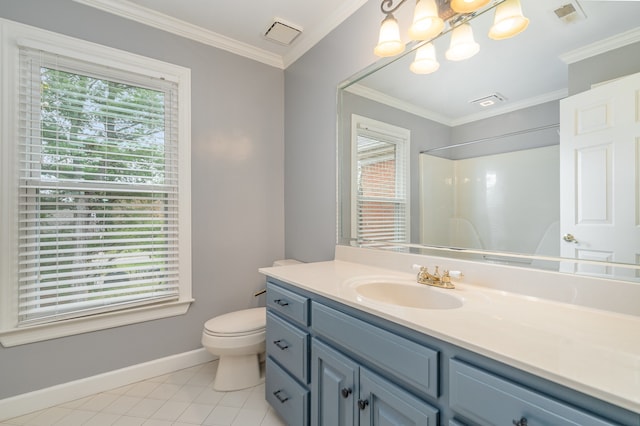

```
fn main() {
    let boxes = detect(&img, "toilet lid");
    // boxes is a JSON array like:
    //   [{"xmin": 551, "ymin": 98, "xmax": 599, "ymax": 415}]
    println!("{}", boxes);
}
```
[{"xmin": 204, "ymin": 307, "xmax": 266, "ymax": 336}]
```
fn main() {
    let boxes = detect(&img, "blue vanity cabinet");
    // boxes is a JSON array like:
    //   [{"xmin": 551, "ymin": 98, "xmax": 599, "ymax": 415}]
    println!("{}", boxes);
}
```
[
  {"xmin": 265, "ymin": 282, "xmax": 311, "ymax": 425},
  {"xmin": 311, "ymin": 328, "xmax": 439, "ymax": 426},
  {"xmin": 448, "ymin": 359, "xmax": 618, "ymax": 426},
  {"xmin": 311, "ymin": 302, "xmax": 439, "ymax": 426},
  {"xmin": 311, "ymin": 339, "xmax": 358, "ymax": 426}
]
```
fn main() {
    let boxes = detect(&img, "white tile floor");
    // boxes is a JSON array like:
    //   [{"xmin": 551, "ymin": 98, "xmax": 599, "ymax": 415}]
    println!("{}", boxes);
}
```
[{"xmin": 2, "ymin": 361, "xmax": 286, "ymax": 426}]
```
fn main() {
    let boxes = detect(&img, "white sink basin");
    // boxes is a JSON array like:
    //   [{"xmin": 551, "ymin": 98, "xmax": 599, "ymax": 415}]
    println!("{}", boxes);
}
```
[{"xmin": 353, "ymin": 281, "xmax": 463, "ymax": 310}]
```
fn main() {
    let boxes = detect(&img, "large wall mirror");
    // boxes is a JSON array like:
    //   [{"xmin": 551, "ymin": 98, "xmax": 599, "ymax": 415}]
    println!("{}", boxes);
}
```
[{"xmin": 338, "ymin": 0, "xmax": 640, "ymax": 282}]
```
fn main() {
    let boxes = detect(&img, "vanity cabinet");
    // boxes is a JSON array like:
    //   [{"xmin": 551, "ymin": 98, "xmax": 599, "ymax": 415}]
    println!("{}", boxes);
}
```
[
  {"xmin": 449, "ymin": 359, "xmax": 615, "ymax": 426},
  {"xmin": 265, "ymin": 283, "xmax": 311, "ymax": 425},
  {"xmin": 265, "ymin": 278, "xmax": 636, "ymax": 426},
  {"xmin": 312, "ymin": 339, "xmax": 439, "ymax": 425}
]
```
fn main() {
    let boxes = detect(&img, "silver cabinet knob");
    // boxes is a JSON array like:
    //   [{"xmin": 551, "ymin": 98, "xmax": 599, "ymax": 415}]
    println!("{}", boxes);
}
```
[{"xmin": 563, "ymin": 233, "xmax": 578, "ymax": 244}]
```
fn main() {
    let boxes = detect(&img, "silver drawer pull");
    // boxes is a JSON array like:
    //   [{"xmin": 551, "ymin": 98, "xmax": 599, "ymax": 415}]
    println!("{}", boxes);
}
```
[
  {"xmin": 273, "ymin": 298, "xmax": 289, "ymax": 307},
  {"xmin": 273, "ymin": 389, "xmax": 289, "ymax": 403},
  {"xmin": 512, "ymin": 417, "xmax": 528, "ymax": 426},
  {"xmin": 273, "ymin": 339, "xmax": 289, "ymax": 350}
]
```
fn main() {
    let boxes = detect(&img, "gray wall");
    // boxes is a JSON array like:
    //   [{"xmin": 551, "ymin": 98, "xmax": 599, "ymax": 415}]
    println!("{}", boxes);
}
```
[
  {"xmin": 283, "ymin": 1, "xmax": 381, "ymax": 262},
  {"xmin": 0, "ymin": 0, "xmax": 284, "ymax": 399},
  {"xmin": 568, "ymin": 42, "xmax": 640, "ymax": 95}
]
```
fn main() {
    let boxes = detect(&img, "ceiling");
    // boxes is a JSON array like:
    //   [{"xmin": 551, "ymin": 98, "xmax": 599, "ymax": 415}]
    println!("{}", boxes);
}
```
[{"xmin": 73, "ymin": 0, "xmax": 368, "ymax": 68}]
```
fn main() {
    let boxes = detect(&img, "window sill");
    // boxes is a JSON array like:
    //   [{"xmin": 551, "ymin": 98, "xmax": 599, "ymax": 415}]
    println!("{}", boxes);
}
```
[{"xmin": 0, "ymin": 299, "xmax": 194, "ymax": 347}]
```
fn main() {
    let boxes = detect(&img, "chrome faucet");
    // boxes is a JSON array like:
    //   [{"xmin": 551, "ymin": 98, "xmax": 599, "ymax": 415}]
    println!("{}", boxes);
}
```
[{"xmin": 415, "ymin": 265, "xmax": 456, "ymax": 289}]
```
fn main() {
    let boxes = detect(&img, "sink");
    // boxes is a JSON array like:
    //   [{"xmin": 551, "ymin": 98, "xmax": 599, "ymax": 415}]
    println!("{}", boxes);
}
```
[{"xmin": 354, "ymin": 281, "xmax": 463, "ymax": 310}]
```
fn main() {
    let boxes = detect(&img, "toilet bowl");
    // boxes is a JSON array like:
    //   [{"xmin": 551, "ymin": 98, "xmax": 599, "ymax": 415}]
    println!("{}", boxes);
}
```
[{"xmin": 201, "ymin": 307, "xmax": 266, "ymax": 391}]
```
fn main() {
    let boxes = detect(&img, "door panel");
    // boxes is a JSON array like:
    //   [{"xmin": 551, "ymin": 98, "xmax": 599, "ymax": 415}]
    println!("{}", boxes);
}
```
[{"xmin": 560, "ymin": 71, "xmax": 640, "ymax": 279}]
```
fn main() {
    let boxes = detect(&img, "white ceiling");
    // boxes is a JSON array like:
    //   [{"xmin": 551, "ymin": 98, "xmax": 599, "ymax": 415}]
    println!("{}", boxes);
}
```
[{"xmin": 73, "ymin": 0, "xmax": 368, "ymax": 68}]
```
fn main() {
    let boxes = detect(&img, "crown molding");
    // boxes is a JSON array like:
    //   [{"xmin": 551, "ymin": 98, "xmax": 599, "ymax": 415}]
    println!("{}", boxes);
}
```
[
  {"xmin": 345, "ymin": 84, "xmax": 454, "ymax": 126},
  {"xmin": 283, "ymin": 0, "xmax": 369, "ymax": 68},
  {"xmin": 72, "ymin": 0, "xmax": 284, "ymax": 68},
  {"xmin": 345, "ymin": 84, "xmax": 567, "ymax": 127},
  {"xmin": 560, "ymin": 27, "xmax": 640, "ymax": 64}
]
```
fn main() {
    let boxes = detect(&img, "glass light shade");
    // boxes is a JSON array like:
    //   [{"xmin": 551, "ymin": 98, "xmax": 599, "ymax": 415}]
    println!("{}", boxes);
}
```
[
  {"xmin": 410, "ymin": 43, "xmax": 440, "ymax": 74},
  {"xmin": 488, "ymin": 0, "xmax": 529, "ymax": 40},
  {"xmin": 408, "ymin": 0, "xmax": 444, "ymax": 41},
  {"xmin": 445, "ymin": 23, "xmax": 480, "ymax": 61},
  {"xmin": 374, "ymin": 14, "xmax": 405, "ymax": 57},
  {"xmin": 450, "ymin": 0, "xmax": 490, "ymax": 14}
]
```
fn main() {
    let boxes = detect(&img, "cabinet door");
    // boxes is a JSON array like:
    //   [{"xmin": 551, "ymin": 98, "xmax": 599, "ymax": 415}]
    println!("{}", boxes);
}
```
[
  {"xmin": 358, "ymin": 368, "xmax": 439, "ymax": 426},
  {"xmin": 311, "ymin": 339, "xmax": 358, "ymax": 426}
]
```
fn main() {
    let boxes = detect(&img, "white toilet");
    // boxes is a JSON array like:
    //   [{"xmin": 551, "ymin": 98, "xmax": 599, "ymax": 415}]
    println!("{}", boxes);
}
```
[
  {"xmin": 201, "ymin": 259, "xmax": 300, "ymax": 391},
  {"xmin": 202, "ymin": 307, "xmax": 266, "ymax": 391}
]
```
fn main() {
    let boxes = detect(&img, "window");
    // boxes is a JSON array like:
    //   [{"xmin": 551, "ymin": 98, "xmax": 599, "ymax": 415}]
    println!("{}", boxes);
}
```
[
  {"xmin": 351, "ymin": 115, "xmax": 410, "ymax": 246},
  {"xmin": 0, "ymin": 20, "xmax": 192, "ymax": 346}
]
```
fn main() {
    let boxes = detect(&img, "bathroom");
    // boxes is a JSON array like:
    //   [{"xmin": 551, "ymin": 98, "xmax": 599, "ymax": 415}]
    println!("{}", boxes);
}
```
[{"xmin": 0, "ymin": 0, "xmax": 639, "ymax": 425}]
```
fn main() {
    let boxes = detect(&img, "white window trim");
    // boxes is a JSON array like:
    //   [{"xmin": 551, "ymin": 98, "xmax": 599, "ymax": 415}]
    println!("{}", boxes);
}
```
[
  {"xmin": 350, "ymin": 114, "xmax": 411, "ymax": 244},
  {"xmin": 0, "ymin": 18, "xmax": 193, "ymax": 347}
]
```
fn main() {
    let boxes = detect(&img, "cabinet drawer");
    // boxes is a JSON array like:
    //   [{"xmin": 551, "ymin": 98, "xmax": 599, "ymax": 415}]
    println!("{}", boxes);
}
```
[
  {"xmin": 267, "ymin": 282, "xmax": 309, "ymax": 326},
  {"xmin": 266, "ymin": 311, "xmax": 309, "ymax": 383},
  {"xmin": 311, "ymin": 302, "xmax": 439, "ymax": 398},
  {"xmin": 449, "ymin": 359, "xmax": 616, "ymax": 426},
  {"xmin": 266, "ymin": 357, "xmax": 309, "ymax": 426}
]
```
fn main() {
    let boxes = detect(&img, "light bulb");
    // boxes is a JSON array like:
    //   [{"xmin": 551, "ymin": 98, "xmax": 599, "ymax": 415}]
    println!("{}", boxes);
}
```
[
  {"xmin": 408, "ymin": 0, "xmax": 444, "ymax": 41},
  {"xmin": 410, "ymin": 43, "xmax": 440, "ymax": 74},
  {"xmin": 445, "ymin": 23, "xmax": 479, "ymax": 61},
  {"xmin": 374, "ymin": 14, "xmax": 405, "ymax": 57},
  {"xmin": 450, "ymin": 0, "xmax": 491, "ymax": 14},
  {"xmin": 488, "ymin": 0, "xmax": 529, "ymax": 40}
]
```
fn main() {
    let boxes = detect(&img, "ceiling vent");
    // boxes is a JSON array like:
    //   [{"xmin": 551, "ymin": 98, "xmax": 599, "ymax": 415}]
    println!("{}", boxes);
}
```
[
  {"xmin": 554, "ymin": 1, "xmax": 587, "ymax": 23},
  {"xmin": 469, "ymin": 93, "xmax": 507, "ymax": 108},
  {"xmin": 264, "ymin": 19, "xmax": 302, "ymax": 46}
]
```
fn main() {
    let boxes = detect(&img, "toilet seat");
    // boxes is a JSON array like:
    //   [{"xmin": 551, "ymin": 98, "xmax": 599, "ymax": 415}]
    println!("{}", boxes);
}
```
[{"xmin": 204, "ymin": 307, "xmax": 265, "ymax": 337}]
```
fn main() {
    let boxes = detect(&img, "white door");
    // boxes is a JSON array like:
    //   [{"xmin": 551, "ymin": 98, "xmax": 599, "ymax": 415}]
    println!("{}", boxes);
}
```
[{"xmin": 560, "ymin": 71, "xmax": 640, "ymax": 279}]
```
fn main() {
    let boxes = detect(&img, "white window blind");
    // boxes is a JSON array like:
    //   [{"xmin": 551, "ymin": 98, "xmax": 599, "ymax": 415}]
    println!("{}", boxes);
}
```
[
  {"xmin": 353, "ymin": 118, "xmax": 410, "ymax": 245},
  {"xmin": 17, "ymin": 47, "xmax": 181, "ymax": 325}
]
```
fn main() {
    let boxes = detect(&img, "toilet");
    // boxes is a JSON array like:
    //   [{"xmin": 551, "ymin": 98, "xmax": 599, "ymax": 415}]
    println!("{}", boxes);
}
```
[
  {"xmin": 202, "ymin": 307, "xmax": 266, "ymax": 391},
  {"xmin": 201, "ymin": 259, "xmax": 300, "ymax": 391}
]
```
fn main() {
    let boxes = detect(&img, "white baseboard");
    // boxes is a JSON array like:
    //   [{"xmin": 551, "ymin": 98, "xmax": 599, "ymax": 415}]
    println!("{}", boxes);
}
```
[{"xmin": 0, "ymin": 348, "xmax": 216, "ymax": 421}]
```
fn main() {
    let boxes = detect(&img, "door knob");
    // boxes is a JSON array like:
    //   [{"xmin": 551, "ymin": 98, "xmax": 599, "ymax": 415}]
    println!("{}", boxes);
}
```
[
  {"xmin": 341, "ymin": 387, "xmax": 352, "ymax": 398},
  {"xmin": 357, "ymin": 399, "xmax": 369, "ymax": 410},
  {"xmin": 563, "ymin": 233, "xmax": 578, "ymax": 244}
]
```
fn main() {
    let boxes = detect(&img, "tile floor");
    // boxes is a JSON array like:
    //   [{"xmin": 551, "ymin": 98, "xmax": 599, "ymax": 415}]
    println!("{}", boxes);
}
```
[{"xmin": 1, "ymin": 361, "xmax": 286, "ymax": 426}]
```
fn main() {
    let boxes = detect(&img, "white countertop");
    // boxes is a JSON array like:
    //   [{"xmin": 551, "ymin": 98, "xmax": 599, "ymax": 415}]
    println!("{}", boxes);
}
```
[{"xmin": 260, "ymin": 258, "xmax": 640, "ymax": 414}]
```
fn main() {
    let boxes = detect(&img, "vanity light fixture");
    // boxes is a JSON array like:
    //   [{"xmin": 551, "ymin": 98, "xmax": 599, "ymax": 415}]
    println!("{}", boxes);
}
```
[
  {"xmin": 445, "ymin": 23, "xmax": 480, "ymax": 61},
  {"xmin": 374, "ymin": 13, "xmax": 405, "ymax": 57},
  {"xmin": 488, "ymin": 0, "xmax": 529, "ymax": 40},
  {"xmin": 408, "ymin": 0, "xmax": 445, "ymax": 41},
  {"xmin": 450, "ymin": 0, "xmax": 490, "ymax": 14},
  {"xmin": 374, "ymin": 0, "xmax": 529, "ymax": 74},
  {"xmin": 410, "ymin": 42, "xmax": 440, "ymax": 74}
]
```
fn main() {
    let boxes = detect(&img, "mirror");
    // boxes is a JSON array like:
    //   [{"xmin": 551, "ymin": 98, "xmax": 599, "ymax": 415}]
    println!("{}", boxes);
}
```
[{"xmin": 338, "ymin": 0, "xmax": 640, "ymax": 281}]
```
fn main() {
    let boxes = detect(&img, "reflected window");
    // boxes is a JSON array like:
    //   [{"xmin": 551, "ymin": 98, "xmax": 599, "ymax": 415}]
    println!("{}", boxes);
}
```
[{"xmin": 351, "ymin": 115, "xmax": 410, "ymax": 246}]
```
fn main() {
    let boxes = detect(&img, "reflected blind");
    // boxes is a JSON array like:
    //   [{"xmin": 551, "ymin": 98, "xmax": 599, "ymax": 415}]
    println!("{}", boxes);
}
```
[
  {"xmin": 355, "ymin": 132, "xmax": 409, "ymax": 244},
  {"xmin": 17, "ymin": 47, "xmax": 180, "ymax": 325}
]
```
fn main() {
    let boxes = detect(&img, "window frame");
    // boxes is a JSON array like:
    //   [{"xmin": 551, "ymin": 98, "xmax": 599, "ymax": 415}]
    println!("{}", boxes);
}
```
[
  {"xmin": 350, "ymin": 114, "xmax": 410, "ymax": 246},
  {"xmin": 0, "ymin": 18, "xmax": 193, "ymax": 347}
]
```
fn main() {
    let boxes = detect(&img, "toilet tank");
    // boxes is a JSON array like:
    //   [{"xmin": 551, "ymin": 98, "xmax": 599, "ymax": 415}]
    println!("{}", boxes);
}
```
[{"xmin": 272, "ymin": 259, "xmax": 301, "ymax": 267}]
